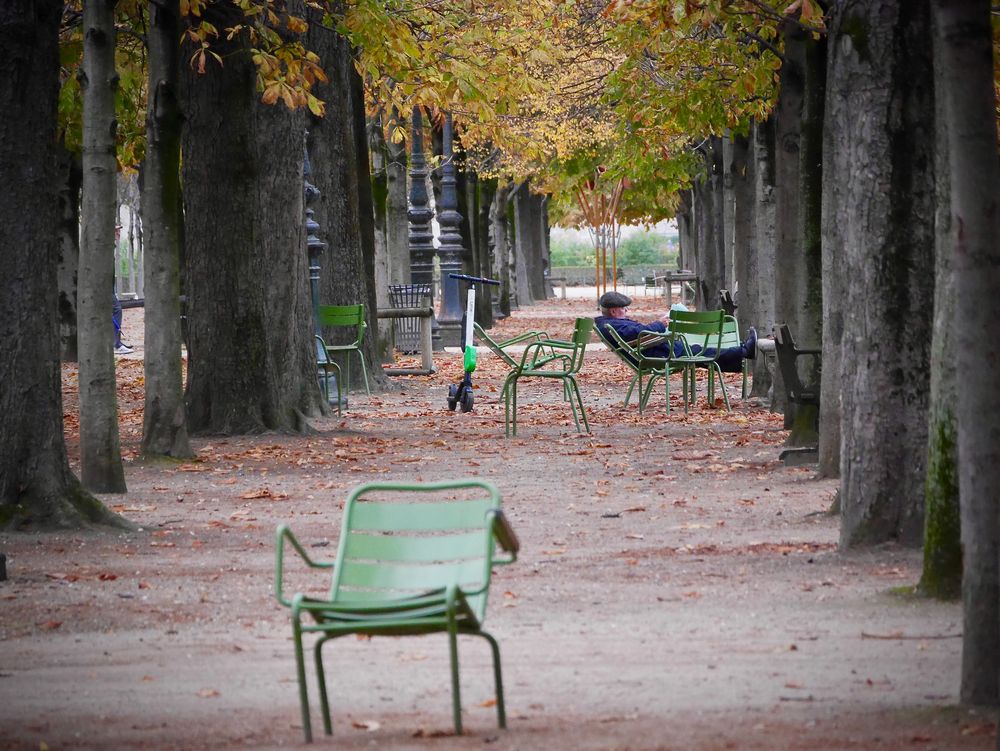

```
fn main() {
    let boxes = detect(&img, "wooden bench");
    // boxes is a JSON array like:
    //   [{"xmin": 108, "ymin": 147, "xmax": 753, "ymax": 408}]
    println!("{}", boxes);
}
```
[{"xmin": 773, "ymin": 323, "xmax": 821, "ymax": 465}]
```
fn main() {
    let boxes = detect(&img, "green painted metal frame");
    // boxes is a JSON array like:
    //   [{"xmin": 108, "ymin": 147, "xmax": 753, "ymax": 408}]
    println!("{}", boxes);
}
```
[
  {"xmin": 275, "ymin": 479, "xmax": 519, "ymax": 742},
  {"xmin": 712, "ymin": 315, "xmax": 749, "ymax": 401},
  {"xmin": 315, "ymin": 335, "xmax": 342, "ymax": 416},
  {"xmin": 317, "ymin": 304, "xmax": 370, "ymax": 396},
  {"xmin": 668, "ymin": 309, "xmax": 731, "ymax": 412},
  {"xmin": 595, "ymin": 322, "xmax": 685, "ymax": 413},
  {"xmin": 501, "ymin": 317, "xmax": 593, "ymax": 437}
]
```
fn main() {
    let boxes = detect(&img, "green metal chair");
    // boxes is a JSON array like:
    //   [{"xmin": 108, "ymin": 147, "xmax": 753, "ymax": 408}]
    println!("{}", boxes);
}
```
[
  {"xmin": 474, "ymin": 322, "xmax": 561, "ymax": 400},
  {"xmin": 315, "ymin": 335, "xmax": 342, "ymax": 416},
  {"xmin": 502, "ymin": 317, "xmax": 593, "ymax": 437},
  {"xmin": 711, "ymin": 315, "xmax": 749, "ymax": 401},
  {"xmin": 668, "ymin": 308, "xmax": 730, "ymax": 412},
  {"xmin": 472, "ymin": 321, "xmax": 550, "ymax": 370},
  {"xmin": 317, "ymin": 304, "xmax": 370, "ymax": 396},
  {"xmin": 595, "ymin": 322, "xmax": 682, "ymax": 413},
  {"xmin": 275, "ymin": 479, "xmax": 519, "ymax": 743}
]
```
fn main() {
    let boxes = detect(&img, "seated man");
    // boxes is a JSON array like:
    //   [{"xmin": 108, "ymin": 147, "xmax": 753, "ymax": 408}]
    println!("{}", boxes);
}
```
[{"xmin": 594, "ymin": 291, "xmax": 756, "ymax": 373}]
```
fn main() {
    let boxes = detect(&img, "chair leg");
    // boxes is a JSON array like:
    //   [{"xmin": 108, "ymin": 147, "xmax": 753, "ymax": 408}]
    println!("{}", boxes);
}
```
[
  {"xmin": 569, "ymin": 376, "xmax": 589, "ymax": 433},
  {"xmin": 358, "ymin": 349, "xmax": 371, "ymax": 395},
  {"xmin": 343, "ymin": 352, "xmax": 351, "ymax": 398},
  {"xmin": 637, "ymin": 371, "xmax": 644, "ymax": 414},
  {"xmin": 565, "ymin": 378, "xmax": 581, "ymax": 431},
  {"xmin": 713, "ymin": 364, "xmax": 731, "ymax": 411},
  {"xmin": 447, "ymin": 624, "xmax": 464, "ymax": 734},
  {"xmin": 292, "ymin": 618, "xmax": 313, "ymax": 743},
  {"xmin": 315, "ymin": 636, "xmax": 334, "ymax": 736},
  {"xmin": 478, "ymin": 631, "xmax": 507, "ymax": 729},
  {"xmin": 623, "ymin": 375, "xmax": 638, "ymax": 406}
]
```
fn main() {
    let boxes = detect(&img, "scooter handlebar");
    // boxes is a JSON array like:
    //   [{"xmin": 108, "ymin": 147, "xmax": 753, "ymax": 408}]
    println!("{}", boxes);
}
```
[{"xmin": 448, "ymin": 273, "xmax": 500, "ymax": 286}]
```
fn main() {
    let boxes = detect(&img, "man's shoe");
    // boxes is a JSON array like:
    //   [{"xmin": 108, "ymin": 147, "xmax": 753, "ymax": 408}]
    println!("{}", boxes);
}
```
[
  {"xmin": 114, "ymin": 344, "xmax": 134, "ymax": 355},
  {"xmin": 744, "ymin": 327, "xmax": 757, "ymax": 359}
]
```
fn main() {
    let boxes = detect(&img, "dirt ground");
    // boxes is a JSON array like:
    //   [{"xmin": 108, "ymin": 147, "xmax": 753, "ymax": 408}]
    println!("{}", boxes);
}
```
[{"xmin": 1, "ymin": 292, "xmax": 993, "ymax": 751}]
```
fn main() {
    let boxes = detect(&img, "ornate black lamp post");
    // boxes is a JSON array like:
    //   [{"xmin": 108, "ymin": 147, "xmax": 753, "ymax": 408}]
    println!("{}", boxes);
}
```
[
  {"xmin": 434, "ymin": 112, "xmax": 466, "ymax": 347},
  {"xmin": 405, "ymin": 107, "xmax": 441, "ymax": 348},
  {"xmin": 407, "ymin": 108, "xmax": 435, "ymax": 286}
]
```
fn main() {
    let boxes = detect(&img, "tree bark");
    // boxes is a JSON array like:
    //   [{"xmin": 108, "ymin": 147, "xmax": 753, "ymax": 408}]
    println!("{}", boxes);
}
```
[
  {"xmin": 475, "ymin": 177, "xmax": 498, "ymax": 326},
  {"xmin": 749, "ymin": 117, "xmax": 777, "ymax": 400},
  {"xmin": 511, "ymin": 181, "xmax": 532, "ymax": 307},
  {"xmin": 729, "ymin": 133, "xmax": 752, "ymax": 329},
  {"xmin": 385, "ymin": 107, "xmax": 409, "ymax": 285},
  {"xmin": 57, "ymin": 143, "xmax": 82, "ymax": 362},
  {"xmin": 305, "ymin": 19, "xmax": 385, "ymax": 392},
  {"xmin": 919, "ymin": 3, "xmax": 960, "ymax": 601},
  {"xmin": 490, "ymin": 181, "xmax": 514, "ymax": 317},
  {"xmin": 141, "ymin": 0, "xmax": 193, "ymax": 459},
  {"xmin": 78, "ymin": 0, "xmax": 126, "ymax": 492},
  {"xmin": 369, "ymin": 110, "xmax": 393, "ymax": 361},
  {"xmin": 676, "ymin": 189, "xmax": 694, "ymax": 272},
  {"xmin": 182, "ymin": 9, "xmax": 319, "ymax": 434},
  {"xmin": 692, "ymin": 138, "xmax": 725, "ymax": 310},
  {"xmin": 826, "ymin": 0, "xmax": 936, "ymax": 547},
  {"xmin": 0, "ymin": 0, "xmax": 124, "ymax": 529},
  {"xmin": 931, "ymin": 0, "xmax": 1000, "ymax": 706}
]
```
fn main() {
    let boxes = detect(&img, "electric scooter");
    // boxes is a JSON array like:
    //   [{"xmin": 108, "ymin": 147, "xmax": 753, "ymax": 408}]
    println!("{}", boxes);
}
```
[{"xmin": 446, "ymin": 273, "xmax": 500, "ymax": 412}]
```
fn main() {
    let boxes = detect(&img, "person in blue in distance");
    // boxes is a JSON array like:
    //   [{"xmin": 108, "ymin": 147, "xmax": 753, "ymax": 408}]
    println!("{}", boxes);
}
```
[{"xmin": 594, "ymin": 291, "xmax": 756, "ymax": 372}]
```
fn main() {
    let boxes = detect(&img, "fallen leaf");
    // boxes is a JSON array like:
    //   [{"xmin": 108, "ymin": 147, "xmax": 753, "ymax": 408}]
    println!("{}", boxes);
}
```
[
  {"xmin": 196, "ymin": 688, "xmax": 220, "ymax": 698},
  {"xmin": 351, "ymin": 720, "xmax": 381, "ymax": 731}
]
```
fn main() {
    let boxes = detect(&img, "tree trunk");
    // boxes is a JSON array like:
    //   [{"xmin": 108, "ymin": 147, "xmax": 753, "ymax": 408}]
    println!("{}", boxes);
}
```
[
  {"xmin": 511, "ymin": 181, "xmax": 532, "ymax": 307},
  {"xmin": 729, "ymin": 133, "xmax": 752, "ymax": 329},
  {"xmin": 826, "ymin": 0, "xmax": 936, "ymax": 547},
  {"xmin": 475, "ymin": 177, "xmax": 498, "ymax": 327},
  {"xmin": 490, "ymin": 181, "xmax": 514, "ymax": 317},
  {"xmin": 676, "ymin": 189, "xmax": 694, "ymax": 272},
  {"xmin": 349, "ymin": 59, "xmax": 383, "ymax": 386},
  {"xmin": 749, "ymin": 117, "xmax": 777, "ymax": 400},
  {"xmin": 368, "ymin": 112, "xmax": 393, "ymax": 362},
  {"xmin": 0, "ymin": 0, "xmax": 124, "ymax": 530},
  {"xmin": 57, "ymin": 143, "xmax": 82, "ymax": 362},
  {"xmin": 385, "ymin": 107, "xmax": 409, "ymax": 285},
  {"xmin": 514, "ymin": 182, "xmax": 548, "ymax": 303},
  {"xmin": 799, "ymin": 24, "xmax": 827, "ymax": 459},
  {"xmin": 78, "ymin": 0, "xmax": 126, "ymax": 492},
  {"xmin": 306, "ymin": 20, "xmax": 385, "ymax": 392},
  {"xmin": 918, "ymin": 3, "xmax": 961, "ymax": 601},
  {"xmin": 692, "ymin": 137, "xmax": 726, "ymax": 310},
  {"xmin": 141, "ymin": 0, "xmax": 193, "ymax": 459},
  {"xmin": 931, "ymin": 0, "xmax": 1000, "ymax": 706},
  {"xmin": 182, "ymin": 11, "xmax": 319, "ymax": 434}
]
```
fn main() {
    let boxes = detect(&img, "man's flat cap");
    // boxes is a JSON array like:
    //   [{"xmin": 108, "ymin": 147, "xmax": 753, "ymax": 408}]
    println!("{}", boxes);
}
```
[{"xmin": 599, "ymin": 291, "xmax": 632, "ymax": 308}]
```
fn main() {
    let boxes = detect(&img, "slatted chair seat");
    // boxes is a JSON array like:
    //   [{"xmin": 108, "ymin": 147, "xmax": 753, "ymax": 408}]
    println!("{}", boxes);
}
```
[{"xmin": 275, "ymin": 480, "xmax": 518, "ymax": 743}]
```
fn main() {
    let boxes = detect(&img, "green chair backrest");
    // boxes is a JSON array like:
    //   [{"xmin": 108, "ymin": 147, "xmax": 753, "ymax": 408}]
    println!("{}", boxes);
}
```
[
  {"xmin": 719, "ymin": 315, "xmax": 741, "ymax": 350},
  {"xmin": 318, "ymin": 304, "xmax": 366, "ymax": 345},
  {"xmin": 473, "ymin": 322, "xmax": 518, "ymax": 368},
  {"xmin": 669, "ymin": 309, "xmax": 724, "ymax": 355},
  {"xmin": 568, "ymin": 317, "xmax": 593, "ymax": 370},
  {"xmin": 595, "ymin": 321, "xmax": 640, "ymax": 370},
  {"xmin": 330, "ymin": 480, "xmax": 502, "ymax": 621}
]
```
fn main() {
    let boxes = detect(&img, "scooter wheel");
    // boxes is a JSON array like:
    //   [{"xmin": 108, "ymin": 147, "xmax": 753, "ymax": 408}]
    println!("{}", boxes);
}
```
[
  {"xmin": 447, "ymin": 384, "xmax": 458, "ymax": 411},
  {"xmin": 460, "ymin": 390, "xmax": 474, "ymax": 413}
]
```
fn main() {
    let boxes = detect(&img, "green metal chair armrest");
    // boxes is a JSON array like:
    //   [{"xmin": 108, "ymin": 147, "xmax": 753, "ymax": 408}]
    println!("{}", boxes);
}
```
[
  {"xmin": 275, "ymin": 524, "xmax": 335, "ymax": 608},
  {"xmin": 488, "ymin": 509, "xmax": 519, "ymax": 564},
  {"xmin": 495, "ymin": 329, "xmax": 549, "ymax": 348},
  {"xmin": 518, "ymin": 339, "xmax": 576, "ymax": 369}
]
